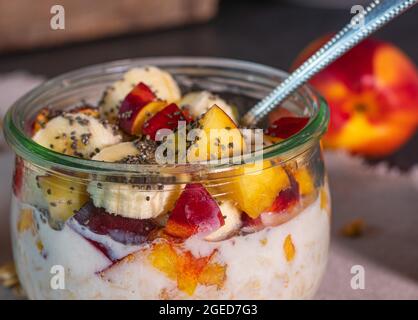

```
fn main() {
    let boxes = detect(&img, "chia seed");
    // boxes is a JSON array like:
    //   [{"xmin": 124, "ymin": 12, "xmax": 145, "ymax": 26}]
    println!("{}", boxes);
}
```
[{"xmin": 80, "ymin": 133, "xmax": 92, "ymax": 145}]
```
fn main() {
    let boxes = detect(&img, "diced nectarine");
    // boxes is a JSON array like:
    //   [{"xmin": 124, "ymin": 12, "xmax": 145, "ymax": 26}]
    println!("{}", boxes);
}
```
[
  {"xmin": 230, "ymin": 161, "xmax": 290, "ymax": 218},
  {"xmin": 142, "ymin": 103, "xmax": 189, "ymax": 140},
  {"xmin": 32, "ymin": 108, "xmax": 50, "ymax": 134},
  {"xmin": 122, "ymin": 101, "xmax": 167, "ymax": 136},
  {"xmin": 118, "ymin": 82, "xmax": 164, "ymax": 135},
  {"xmin": 148, "ymin": 242, "xmax": 225, "ymax": 295},
  {"xmin": 17, "ymin": 208, "xmax": 35, "ymax": 234},
  {"xmin": 38, "ymin": 175, "xmax": 89, "ymax": 224},
  {"xmin": 165, "ymin": 184, "xmax": 224, "ymax": 239},
  {"xmin": 187, "ymin": 105, "xmax": 244, "ymax": 162},
  {"xmin": 198, "ymin": 263, "xmax": 226, "ymax": 288},
  {"xmin": 293, "ymin": 167, "xmax": 315, "ymax": 196},
  {"xmin": 176, "ymin": 250, "xmax": 209, "ymax": 295},
  {"xmin": 148, "ymin": 242, "xmax": 178, "ymax": 280}
]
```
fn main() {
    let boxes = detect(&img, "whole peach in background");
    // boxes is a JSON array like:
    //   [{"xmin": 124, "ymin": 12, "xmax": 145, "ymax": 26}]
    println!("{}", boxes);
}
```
[{"xmin": 292, "ymin": 36, "xmax": 418, "ymax": 157}]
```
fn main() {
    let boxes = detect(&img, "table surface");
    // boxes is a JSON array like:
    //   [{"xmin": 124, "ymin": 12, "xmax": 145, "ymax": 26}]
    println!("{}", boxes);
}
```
[{"xmin": 0, "ymin": 1, "xmax": 418, "ymax": 300}]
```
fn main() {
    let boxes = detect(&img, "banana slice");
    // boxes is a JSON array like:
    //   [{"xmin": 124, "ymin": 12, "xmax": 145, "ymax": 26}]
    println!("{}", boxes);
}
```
[
  {"xmin": 99, "ymin": 66, "xmax": 181, "ymax": 123},
  {"xmin": 205, "ymin": 201, "xmax": 242, "ymax": 241},
  {"xmin": 92, "ymin": 141, "xmax": 140, "ymax": 162},
  {"xmin": 88, "ymin": 141, "xmax": 180, "ymax": 219},
  {"xmin": 32, "ymin": 113, "xmax": 122, "ymax": 159},
  {"xmin": 179, "ymin": 91, "xmax": 238, "ymax": 123}
]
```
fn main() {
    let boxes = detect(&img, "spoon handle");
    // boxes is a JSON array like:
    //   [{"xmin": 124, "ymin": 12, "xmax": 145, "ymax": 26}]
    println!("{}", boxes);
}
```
[{"xmin": 242, "ymin": 0, "xmax": 417, "ymax": 126}]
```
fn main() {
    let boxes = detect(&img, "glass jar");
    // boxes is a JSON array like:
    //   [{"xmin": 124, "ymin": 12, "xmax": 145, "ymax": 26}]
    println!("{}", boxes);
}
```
[{"xmin": 4, "ymin": 57, "xmax": 330, "ymax": 300}]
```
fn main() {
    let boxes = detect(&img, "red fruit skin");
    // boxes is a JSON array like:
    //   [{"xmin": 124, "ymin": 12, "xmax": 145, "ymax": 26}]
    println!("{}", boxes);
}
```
[
  {"xmin": 181, "ymin": 107, "xmax": 195, "ymax": 123},
  {"xmin": 242, "ymin": 173, "xmax": 300, "ymax": 230},
  {"xmin": 118, "ymin": 82, "xmax": 156, "ymax": 135},
  {"xmin": 70, "ymin": 202, "xmax": 158, "ymax": 246},
  {"xmin": 240, "ymin": 214, "xmax": 264, "ymax": 234},
  {"xmin": 293, "ymin": 36, "xmax": 418, "ymax": 157},
  {"xmin": 268, "ymin": 108, "xmax": 297, "ymax": 125},
  {"xmin": 142, "ymin": 103, "xmax": 189, "ymax": 140},
  {"xmin": 12, "ymin": 157, "xmax": 24, "ymax": 198},
  {"xmin": 165, "ymin": 184, "xmax": 225, "ymax": 239},
  {"xmin": 268, "ymin": 178, "xmax": 300, "ymax": 213},
  {"xmin": 265, "ymin": 117, "xmax": 309, "ymax": 139}
]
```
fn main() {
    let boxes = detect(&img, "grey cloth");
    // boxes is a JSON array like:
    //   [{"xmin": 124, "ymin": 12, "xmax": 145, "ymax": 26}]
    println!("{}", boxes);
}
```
[
  {"xmin": 317, "ymin": 152, "xmax": 418, "ymax": 299},
  {"xmin": 0, "ymin": 73, "xmax": 417, "ymax": 300}
]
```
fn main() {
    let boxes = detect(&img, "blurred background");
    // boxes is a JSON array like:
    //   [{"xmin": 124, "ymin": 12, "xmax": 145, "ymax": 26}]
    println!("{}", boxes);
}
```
[
  {"xmin": 1, "ymin": 0, "xmax": 418, "ymax": 299},
  {"xmin": 0, "ymin": 0, "xmax": 417, "ymax": 167}
]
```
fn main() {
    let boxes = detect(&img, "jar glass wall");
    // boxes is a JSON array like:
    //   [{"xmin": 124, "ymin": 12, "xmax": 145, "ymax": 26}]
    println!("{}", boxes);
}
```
[{"xmin": 4, "ymin": 58, "xmax": 330, "ymax": 299}]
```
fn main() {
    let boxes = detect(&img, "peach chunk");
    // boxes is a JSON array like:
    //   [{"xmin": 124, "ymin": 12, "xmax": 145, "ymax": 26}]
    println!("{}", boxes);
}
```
[
  {"xmin": 165, "ymin": 184, "xmax": 224, "ymax": 239},
  {"xmin": 148, "ymin": 242, "xmax": 226, "ymax": 296},
  {"xmin": 118, "ymin": 82, "xmax": 167, "ymax": 135},
  {"xmin": 293, "ymin": 167, "xmax": 315, "ymax": 197},
  {"xmin": 38, "ymin": 175, "xmax": 89, "ymax": 224},
  {"xmin": 187, "ymin": 105, "xmax": 244, "ymax": 162},
  {"xmin": 230, "ymin": 161, "xmax": 291, "ymax": 219}
]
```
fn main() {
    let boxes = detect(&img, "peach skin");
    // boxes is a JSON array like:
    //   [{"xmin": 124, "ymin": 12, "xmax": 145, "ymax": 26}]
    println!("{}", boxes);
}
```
[{"xmin": 293, "ymin": 36, "xmax": 418, "ymax": 157}]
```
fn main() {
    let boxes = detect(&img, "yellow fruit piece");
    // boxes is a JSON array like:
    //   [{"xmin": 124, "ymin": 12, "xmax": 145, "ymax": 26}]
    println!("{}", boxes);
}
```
[
  {"xmin": 188, "ymin": 105, "xmax": 244, "ymax": 162},
  {"xmin": 294, "ymin": 167, "xmax": 314, "ymax": 196},
  {"xmin": 283, "ymin": 234, "xmax": 295, "ymax": 262},
  {"xmin": 32, "ymin": 108, "xmax": 50, "ymax": 134},
  {"xmin": 148, "ymin": 242, "xmax": 226, "ymax": 296},
  {"xmin": 198, "ymin": 263, "xmax": 226, "ymax": 288},
  {"xmin": 148, "ymin": 242, "xmax": 178, "ymax": 280},
  {"xmin": 17, "ymin": 208, "xmax": 34, "ymax": 234},
  {"xmin": 132, "ymin": 101, "xmax": 167, "ymax": 135},
  {"xmin": 38, "ymin": 175, "xmax": 89, "ymax": 223},
  {"xmin": 231, "ymin": 161, "xmax": 290, "ymax": 218},
  {"xmin": 176, "ymin": 251, "xmax": 207, "ymax": 296}
]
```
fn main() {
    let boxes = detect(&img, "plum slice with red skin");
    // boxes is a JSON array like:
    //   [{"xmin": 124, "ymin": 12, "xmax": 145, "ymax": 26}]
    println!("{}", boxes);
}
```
[
  {"xmin": 118, "ymin": 82, "xmax": 157, "ymax": 134},
  {"xmin": 142, "ymin": 103, "xmax": 189, "ymax": 140},
  {"xmin": 71, "ymin": 202, "xmax": 158, "ymax": 245},
  {"xmin": 265, "ymin": 117, "xmax": 309, "ymax": 139},
  {"xmin": 165, "ymin": 184, "xmax": 225, "ymax": 239}
]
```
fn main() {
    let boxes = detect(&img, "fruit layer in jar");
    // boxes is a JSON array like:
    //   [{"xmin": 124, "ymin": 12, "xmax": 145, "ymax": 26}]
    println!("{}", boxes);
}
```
[{"xmin": 11, "ymin": 66, "xmax": 331, "ymax": 299}]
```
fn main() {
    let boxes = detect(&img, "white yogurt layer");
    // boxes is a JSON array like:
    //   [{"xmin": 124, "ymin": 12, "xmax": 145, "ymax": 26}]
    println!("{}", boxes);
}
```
[{"xmin": 11, "ymin": 193, "xmax": 330, "ymax": 300}]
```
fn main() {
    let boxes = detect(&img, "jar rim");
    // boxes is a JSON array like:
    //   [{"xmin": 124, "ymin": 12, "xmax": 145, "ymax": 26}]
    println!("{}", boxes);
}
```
[{"xmin": 3, "ymin": 57, "xmax": 329, "ymax": 178}]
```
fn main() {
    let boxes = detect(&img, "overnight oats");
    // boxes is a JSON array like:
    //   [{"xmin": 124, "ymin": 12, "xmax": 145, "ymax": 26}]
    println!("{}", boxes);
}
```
[{"xmin": 4, "ymin": 58, "xmax": 330, "ymax": 300}]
